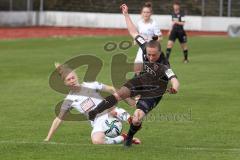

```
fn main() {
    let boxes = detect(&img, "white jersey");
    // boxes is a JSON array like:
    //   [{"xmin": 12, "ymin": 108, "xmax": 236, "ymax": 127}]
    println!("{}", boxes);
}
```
[
  {"xmin": 135, "ymin": 19, "xmax": 162, "ymax": 63},
  {"xmin": 137, "ymin": 18, "xmax": 162, "ymax": 42},
  {"xmin": 59, "ymin": 81, "xmax": 130, "ymax": 135},
  {"xmin": 63, "ymin": 82, "xmax": 104, "ymax": 116}
]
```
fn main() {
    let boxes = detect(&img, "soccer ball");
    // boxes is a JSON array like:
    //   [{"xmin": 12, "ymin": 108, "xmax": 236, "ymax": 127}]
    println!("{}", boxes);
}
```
[{"xmin": 104, "ymin": 117, "xmax": 122, "ymax": 138}]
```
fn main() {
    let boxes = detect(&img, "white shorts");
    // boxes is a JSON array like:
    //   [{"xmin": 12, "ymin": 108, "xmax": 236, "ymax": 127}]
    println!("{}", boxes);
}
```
[
  {"xmin": 134, "ymin": 48, "xmax": 144, "ymax": 63},
  {"xmin": 91, "ymin": 113, "xmax": 109, "ymax": 136}
]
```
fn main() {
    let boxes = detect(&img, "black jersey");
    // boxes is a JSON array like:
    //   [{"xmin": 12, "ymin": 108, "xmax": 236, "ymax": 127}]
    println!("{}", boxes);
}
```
[
  {"xmin": 135, "ymin": 35, "xmax": 176, "ymax": 81},
  {"xmin": 172, "ymin": 12, "xmax": 185, "ymax": 31}
]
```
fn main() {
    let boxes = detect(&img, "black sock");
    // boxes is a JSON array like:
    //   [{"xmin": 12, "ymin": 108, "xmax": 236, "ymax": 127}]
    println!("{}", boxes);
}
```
[
  {"xmin": 94, "ymin": 95, "xmax": 118, "ymax": 114},
  {"xmin": 166, "ymin": 48, "xmax": 172, "ymax": 60},
  {"xmin": 127, "ymin": 123, "xmax": 142, "ymax": 139},
  {"xmin": 183, "ymin": 49, "xmax": 188, "ymax": 60}
]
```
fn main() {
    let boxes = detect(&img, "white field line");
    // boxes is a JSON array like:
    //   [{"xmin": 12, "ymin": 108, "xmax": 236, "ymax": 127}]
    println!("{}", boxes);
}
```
[{"xmin": 0, "ymin": 140, "xmax": 240, "ymax": 152}]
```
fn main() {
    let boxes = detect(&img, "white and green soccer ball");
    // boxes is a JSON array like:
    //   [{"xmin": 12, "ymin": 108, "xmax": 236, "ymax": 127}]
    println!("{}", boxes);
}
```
[{"xmin": 104, "ymin": 117, "xmax": 122, "ymax": 138}]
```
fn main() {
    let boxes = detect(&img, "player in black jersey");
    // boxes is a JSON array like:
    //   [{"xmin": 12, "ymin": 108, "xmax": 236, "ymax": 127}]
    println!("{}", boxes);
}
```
[
  {"xmin": 88, "ymin": 4, "xmax": 180, "ymax": 147},
  {"xmin": 166, "ymin": 2, "xmax": 189, "ymax": 63}
]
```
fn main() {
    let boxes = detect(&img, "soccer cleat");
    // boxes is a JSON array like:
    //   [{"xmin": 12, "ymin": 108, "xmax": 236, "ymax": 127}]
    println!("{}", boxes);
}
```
[
  {"xmin": 124, "ymin": 136, "xmax": 133, "ymax": 147},
  {"xmin": 183, "ymin": 59, "xmax": 189, "ymax": 64},
  {"xmin": 121, "ymin": 133, "xmax": 128, "ymax": 141},
  {"xmin": 127, "ymin": 116, "xmax": 133, "ymax": 124},
  {"xmin": 132, "ymin": 137, "xmax": 141, "ymax": 144},
  {"xmin": 122, "ymin": 133, "xmax": 141, "ymax": 145}
]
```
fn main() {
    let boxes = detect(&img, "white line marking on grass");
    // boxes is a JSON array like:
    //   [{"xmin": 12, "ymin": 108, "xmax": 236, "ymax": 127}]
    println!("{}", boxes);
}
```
[
  {"xmin": 1, "ymin": 140, "xmax": 240, "ymax": 152},
  {"xmin": 181, "ymin": 147, "xmax": 240, "ymax": 152},
  {"xmin": 0, "ymin": 140, "xmax": 119, "ymax": 147}
]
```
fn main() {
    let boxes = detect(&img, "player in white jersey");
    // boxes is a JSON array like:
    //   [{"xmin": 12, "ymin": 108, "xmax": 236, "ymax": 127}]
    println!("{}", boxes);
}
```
[
  {"xmin": 44, "ymin": 63, "xmax": 140, "ymax": 145},
  {"xmin": 134, "ymin": 2, "xmax": 162, "ymax": 74}
]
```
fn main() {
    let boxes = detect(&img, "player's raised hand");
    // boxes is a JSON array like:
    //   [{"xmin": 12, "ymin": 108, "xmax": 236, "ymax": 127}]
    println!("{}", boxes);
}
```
[{"xmin": 120, "ymin": 4, "xmax": 128, "ymax": 15}]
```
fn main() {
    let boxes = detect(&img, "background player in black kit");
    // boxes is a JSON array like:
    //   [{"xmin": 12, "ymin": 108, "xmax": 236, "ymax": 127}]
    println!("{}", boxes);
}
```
[
  {"xmin": 88, "ymin": 4, "xmax": 180, "ymax": 147},
  {"xmin": 166, "ymin": 1, "xmax": 189, "ymax": 63}
]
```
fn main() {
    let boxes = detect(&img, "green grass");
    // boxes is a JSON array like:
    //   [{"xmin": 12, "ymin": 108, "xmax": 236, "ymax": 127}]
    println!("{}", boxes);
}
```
[{"xmin": 0, "ymin": 36, "xmax": 240, "ymax": 160}]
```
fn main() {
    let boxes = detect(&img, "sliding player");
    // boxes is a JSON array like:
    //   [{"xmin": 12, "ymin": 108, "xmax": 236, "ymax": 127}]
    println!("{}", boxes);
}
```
[{"xmin": 44, "ymin": 63, "xmax": 140, "ymax": 145}]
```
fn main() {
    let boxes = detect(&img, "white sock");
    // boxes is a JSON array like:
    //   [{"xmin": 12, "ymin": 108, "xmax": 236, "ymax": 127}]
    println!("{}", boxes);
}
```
[
  {"xmin": 104, "ymin": 136, "xmax": 124, "ymax": 144},
  {"xmin": 114, "ymin": 107, "xmax": 130, "ymax": 122}
]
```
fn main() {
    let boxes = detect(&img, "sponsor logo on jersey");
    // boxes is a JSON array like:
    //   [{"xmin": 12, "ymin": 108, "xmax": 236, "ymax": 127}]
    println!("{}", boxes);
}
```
[
  {"xmin": 80, "ymin": 97, "xmax": 96, "ymax": 112},
  {"xmin": 144, "ymin": 64, "xmax": 156, "ymax": 76}
]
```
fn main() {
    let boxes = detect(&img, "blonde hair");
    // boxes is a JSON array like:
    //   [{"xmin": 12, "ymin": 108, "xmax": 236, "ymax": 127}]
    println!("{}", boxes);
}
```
[{"xmin": 54, "ymin": 62, "xmax": 74, "ymax": 80}]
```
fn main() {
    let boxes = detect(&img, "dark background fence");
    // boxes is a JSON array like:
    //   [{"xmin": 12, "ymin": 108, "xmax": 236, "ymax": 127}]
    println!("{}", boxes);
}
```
[{"xmin": 0, "ymin": 0, "xmax": 239, "ymax": 17}]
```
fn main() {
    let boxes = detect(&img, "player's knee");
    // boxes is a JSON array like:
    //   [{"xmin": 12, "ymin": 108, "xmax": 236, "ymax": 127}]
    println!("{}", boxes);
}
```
[
  {"xmin": 113, "ymin": 93, "xmax": 122, "ymax": 101},
  {"xmin": 132, "ymin": 115, "xmax": 142, "ymax": 126},
  {"xmin": 109, "ymin": 109, "xmax": 117, "ymax": 117},
  {"xmin": 167, "ymin": 42, "xmax": 173, "ymax": 48},
  {"xmin": 91, "ymin": 138, "xmax": 104, "ymax": 145},
  {"xmin": 116, "ymin": 87, "xmax": 130, "ymax": 100}
]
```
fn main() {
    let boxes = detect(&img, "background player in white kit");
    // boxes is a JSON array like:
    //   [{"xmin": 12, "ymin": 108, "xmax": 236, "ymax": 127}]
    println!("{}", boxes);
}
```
[
  {"xmin": 44, "ymin": 63, "xmax": 140, "ymax": 145},
  {"xmin": 134, "ymin": 2, "xmax": 162, "ymax": 74}
]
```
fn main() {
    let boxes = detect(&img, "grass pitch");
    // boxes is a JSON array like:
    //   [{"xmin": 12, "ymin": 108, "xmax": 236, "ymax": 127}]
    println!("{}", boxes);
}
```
[{"xmin": 0, "ymin": 36, "xmax": 240, "ymax": 160}]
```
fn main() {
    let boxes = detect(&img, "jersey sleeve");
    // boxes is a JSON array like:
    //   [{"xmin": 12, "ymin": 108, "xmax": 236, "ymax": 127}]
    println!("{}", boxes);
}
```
[
  {"xmin": 163, "ymin": 65, "xmax": 177, "ymax": 80},
  {"xmin": 57, "ymin": 99, "xmax": 73, "ymax": 120},
  {"xmin": 135, "ymin": 35, "xmax": 147, "ymax": 53},
  {"xmin": 60, "ymin": 99, "xmax": 73, "ymax": 111},
  {"xmin": 93, "ymin": 81, "xmax": 104, "ymax": 91}
]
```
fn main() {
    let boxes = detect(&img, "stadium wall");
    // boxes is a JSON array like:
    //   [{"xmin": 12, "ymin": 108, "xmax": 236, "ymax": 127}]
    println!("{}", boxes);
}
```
[{"xmin": 1, "ymin": 11, "xmax": 240, "ymax": 32}]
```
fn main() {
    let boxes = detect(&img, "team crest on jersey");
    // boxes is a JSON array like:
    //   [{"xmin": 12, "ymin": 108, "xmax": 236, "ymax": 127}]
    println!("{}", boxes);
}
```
[{"xmin": 153, "ymin": 64, "xmax": 159, "ymax": 71}]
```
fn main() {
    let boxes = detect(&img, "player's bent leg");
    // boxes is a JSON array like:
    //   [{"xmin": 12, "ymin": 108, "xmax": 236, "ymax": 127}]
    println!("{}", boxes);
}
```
[
  {"xmin": 89, "ymin": 85, "xmax": 132, "ymax": 121},
  {"xmin": 124, "ymin": 109, "xmax": 145, "ymax": 147},
  {"xmin": 132, "ymin": 109, "xmax": 145, "ymax": 126},
  {"xmin": 166, "ymin": 40, "xmax": 174, "ymax": 60},
  {"xmin": 91, "ymin": 132, "xmax": 105, "ymax": 144},
  {"xmin": 88, "ymin": 94, "xmax": 119, "ymax": 120},
  {"xmin": 116, "ymin": 86, "xmax": 131, "ymax": 100},
  {"xmin": 180, "ymin": 43, "xmax": 189, "ymax": 63},
  {"xmin": 91, "ymin": 132, "xmax": 124, "ymax": 145}
]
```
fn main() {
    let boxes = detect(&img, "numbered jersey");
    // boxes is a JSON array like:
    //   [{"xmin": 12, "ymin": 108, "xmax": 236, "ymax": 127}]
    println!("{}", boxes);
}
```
[{"xmin": 61, "ymin": 82, "xmax": 104, "ymax": 116}]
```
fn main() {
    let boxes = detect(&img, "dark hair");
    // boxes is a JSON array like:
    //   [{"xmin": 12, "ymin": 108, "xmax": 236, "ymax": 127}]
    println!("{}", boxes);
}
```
[
  {"xmin": 173, "ymin": 0, "xmax": 180, "ymax": 6},
  {"xmin": 152, "ymin": 35, "xmax": 158, "ymax": 41},
  {"xmin": 141, "ymin": 1, "xmax": 153, "ymax": 12},
  {"xmin": 145, "ymin": 40, "xmax": 161, "ymax": 52}
]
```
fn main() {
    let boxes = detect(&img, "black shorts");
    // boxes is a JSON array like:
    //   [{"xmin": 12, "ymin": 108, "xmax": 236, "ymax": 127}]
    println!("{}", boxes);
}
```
[
  {"xmin": 136, "ymin": 96, "xmax": 162, "ymax": 114},
  {"xmin": 169, "ymin": 29, "xmax": 187, "ymax": 43},
  {"xmin": 123, "ymin": 73, "xmax": 167, "ymax": 99}
]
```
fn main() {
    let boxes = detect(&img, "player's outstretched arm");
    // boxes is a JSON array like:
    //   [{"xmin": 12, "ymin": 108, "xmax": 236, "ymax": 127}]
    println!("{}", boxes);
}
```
[
  {"xmin": 102, "ymin": 84, "xmax": 116, "ymax": 94},
  {"xmin": 120, "ymin": 4, "xmax": 139, "ymax": 38},
  {"xmin": 44, "ymin": 109, "xmax": 69, "ymax": 141},
  {"xmin": 44, "ymin": 117, "xmax": 63, "ymax": 141}
]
